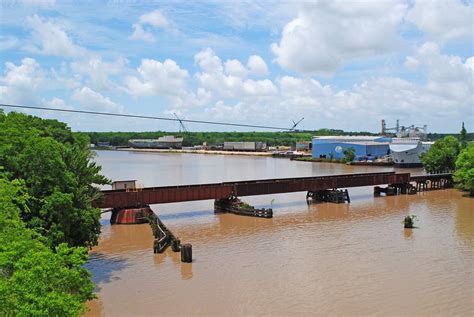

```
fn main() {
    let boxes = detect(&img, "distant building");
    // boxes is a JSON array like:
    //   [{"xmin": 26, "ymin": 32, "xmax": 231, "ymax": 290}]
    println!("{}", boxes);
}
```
[
  {"xmin": 112, "ymin": 180, "xmax": 137, "ymax": 190},
  {"xmin": 295, "ymin": 141, "xmax": 311, "ymax": 152},
  {"xmin": 223, "ymin": 142, "xmax": 266, "ymax": 151},
  {"xmin": 312, "ymin": 136, "xmax": 391, "ymax": 160},
  {"xmin": 97, "ymin": 141, "xmax": 111, "ymax": 147},
  {"xmin": 128, "ymin": 136, "xmax": 183, "ymax": 149}
]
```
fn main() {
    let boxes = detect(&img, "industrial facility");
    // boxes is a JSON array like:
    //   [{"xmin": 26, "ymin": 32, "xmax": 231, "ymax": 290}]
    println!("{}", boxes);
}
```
[
  {"xmin": 128, "ymin": 136, "xmax": 183, "ymax": 149},
  {"xmin": 223, "ymin": 142, "xmax": 267, "ymax": 151},
  {"xmin": 312, "ymin": 136, "xmax": 391, "ymax": 160}
]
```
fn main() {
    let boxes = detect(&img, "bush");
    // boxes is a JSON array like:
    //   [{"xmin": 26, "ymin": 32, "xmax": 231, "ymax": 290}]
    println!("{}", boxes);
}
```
[{"xmin": 453, "ymin": 142, "xmax": 474, "ymax": 191}]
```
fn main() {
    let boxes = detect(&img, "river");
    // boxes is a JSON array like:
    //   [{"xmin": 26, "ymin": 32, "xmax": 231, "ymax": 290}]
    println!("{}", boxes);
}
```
[{"xmin": 86, "ymin": 150, "xmax": 473, "ymax": 316}]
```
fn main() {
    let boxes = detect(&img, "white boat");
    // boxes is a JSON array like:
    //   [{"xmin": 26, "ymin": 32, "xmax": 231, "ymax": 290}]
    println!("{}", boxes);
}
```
[{"xmin": 389, "ymin": 138, "xmax": 433, "ymax": 167}]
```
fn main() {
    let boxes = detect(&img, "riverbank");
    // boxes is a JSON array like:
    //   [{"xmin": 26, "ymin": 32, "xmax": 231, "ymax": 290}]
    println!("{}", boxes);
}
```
[
  {"xmin": 113, "ymin": 147, "xmax": 273, "ymax": 156},
  {"xmin": 293, "ymin": 156, "xmax": 394, "ymax": 166}
]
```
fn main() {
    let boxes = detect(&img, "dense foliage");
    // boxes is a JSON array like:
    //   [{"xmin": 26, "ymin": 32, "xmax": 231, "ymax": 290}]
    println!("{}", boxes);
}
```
[
  {"xmin": 453, "ymin": 142, "xmax": 474, "ymax": 191},
  {"xmin": 86, "ymin": 129, "xmax": 375, "ymax": 147},
  {"xmin": 0, "ymin": 175, "xmax": 96, "ymax": 316},
  {"xmin": 420, "ymin": 136, "xmax": 460, "ymax": 173},
  {"xmin": 0, "ymin": 111, "xmax": 109, "ymax": 315},
  {"xmin": 0, "ymin": 111, "xmax": 109, "ymax": 248}
]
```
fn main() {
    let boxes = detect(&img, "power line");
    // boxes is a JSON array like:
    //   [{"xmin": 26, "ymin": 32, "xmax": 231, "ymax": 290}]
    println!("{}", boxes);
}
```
[{"xmin": 0, "ymin": 104, "xmax": 310, "ymax": 132}]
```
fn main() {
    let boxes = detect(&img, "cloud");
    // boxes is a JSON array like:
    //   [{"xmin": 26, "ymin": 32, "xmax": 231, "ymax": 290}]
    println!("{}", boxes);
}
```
[
  {"xmin": 72, "ymin": 87, "xmax": 123, "ymax": 112},
  {"xmin": 45, "ymin": 97, "xmax": 72, "ymax": 110},
  {"xmin": 25, "ymin": 15, "xmax": 85, "ymax": 57},
  {"xmin": 271, "ymin": 0, "xmax": 407, "ymax": 75},
  {"xmin": 406, "ymin": 0, "xmax": 473, "ymax": 42},
  {"xmin": 196, "ymin": 45, "xmax": 472, "ymax": 132},
  {"xmin": 139, "ymin": 9, "xmax": 169, "ymax": 28},
  {"xmin": 224, "ymin": 59, "xmax": 247, "ymax": 77},
  {"xmin": 247, "ymin": 55, "xmax": 269, "ymax": 76},
  {"xmin": 129, "ymin": 23, "xmax": 156, "ymax": 43},
  {"xmin": 71, "ymin": 57, "xmax": 128, "ymax": 90},
  {"xmin": 124, "ymin": 58, "xmax": 189, "ymax": 96},
  {"xmin": 194, "ymin": 48, "xmax": 277, "ymax": 99},
  {"xmin": 0, "ymin": 57, "xmax": 45, "ymax": 105},
  {"xmin": 129, "ymin": 9, "xmax": 170, "ymax": 42}
]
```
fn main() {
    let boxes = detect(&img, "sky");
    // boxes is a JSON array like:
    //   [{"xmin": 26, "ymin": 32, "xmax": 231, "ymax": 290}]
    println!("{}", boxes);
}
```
[{"xmin": 0, "ymin": 0, "xmax": 472, "ymax": 133}]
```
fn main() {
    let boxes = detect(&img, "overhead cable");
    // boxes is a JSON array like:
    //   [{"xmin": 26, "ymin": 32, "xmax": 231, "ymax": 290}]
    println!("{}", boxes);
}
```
[{"xmin": 0, "ymin": 104, "xmax": 310, "ymax": 132}]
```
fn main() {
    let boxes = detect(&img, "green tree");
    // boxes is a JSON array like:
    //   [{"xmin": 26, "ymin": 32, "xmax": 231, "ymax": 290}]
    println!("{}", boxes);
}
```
[
  {"xmin": 0, "ymin": 112, "xmax": 109, "ymax": 248},
  {"xmin": 460, "ymin": 122, "xmax": 467, "ymax": 149},
  {"xmin": 0, "ymin": 175, "xmax": 95, "ymax": 316},
  {"xmin": 421, "ymin": 136, "xmax": 460, "ymax": 173},
  {"xmin": 342, "ymin": 147, "xmax": 356, "ymax": 162},
  {"xmin": 453, "ymin": 142, "xmax": 474, "ymax": 191}
]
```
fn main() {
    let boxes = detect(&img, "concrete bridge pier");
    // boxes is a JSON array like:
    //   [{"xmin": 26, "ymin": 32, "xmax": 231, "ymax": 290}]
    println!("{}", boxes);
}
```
[{"xmin": 110, "ymin": 206, "xmax": 154, "ymax": 224}]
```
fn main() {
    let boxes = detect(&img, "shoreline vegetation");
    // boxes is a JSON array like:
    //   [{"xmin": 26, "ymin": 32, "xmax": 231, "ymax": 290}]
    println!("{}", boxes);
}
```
[{"xmin": 85, "ymin": 131, "xmax": 474, "ymax": 148}]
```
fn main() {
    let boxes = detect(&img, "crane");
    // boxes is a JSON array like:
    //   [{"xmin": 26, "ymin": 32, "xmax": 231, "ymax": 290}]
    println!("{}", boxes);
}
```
[
  {"xmin": 174, "ymin": 113, "xmax": 188, "ymax": 133},
  {"xmin": 289, "ymin": 117, "xmax": 304, "ymax": 132}
]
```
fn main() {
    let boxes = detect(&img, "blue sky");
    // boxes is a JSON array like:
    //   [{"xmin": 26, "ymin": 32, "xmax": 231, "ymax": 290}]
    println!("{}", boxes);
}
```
[{"xmin": 0, "ymin": 0, "xmax": 472, "ymax": 133}]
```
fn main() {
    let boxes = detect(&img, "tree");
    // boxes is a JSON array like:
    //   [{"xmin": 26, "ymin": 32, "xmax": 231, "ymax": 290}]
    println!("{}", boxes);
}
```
[
  {"xmin": 0, "ymin": 112, "xmax": 109, "ymax": 248},
  {"xmin": 342, "ymin": 147, "xmax": 356, "ymax": 162},
  {"xmin": 460, "ymin": 122, "xmax": 467, "ymax": 149},
  {"xmin": 421, "ymin": 136, "xmax": 460, "ymax": 173},
  {"xmin": 0, "ymin": 175, "xmax": 95, "ymax": 316},
  {"xmin": 453, "ymin": 142, "xmax": 474, "ymax": 191}
]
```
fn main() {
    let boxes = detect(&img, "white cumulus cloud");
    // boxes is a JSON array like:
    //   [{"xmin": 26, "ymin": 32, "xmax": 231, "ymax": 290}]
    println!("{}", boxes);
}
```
[
  {"xmin": 406, "ymin": 0, "xmax": 473, "ymax": 42},
  {"xmin": 124, "ymin": 58, "xmax": 189, "ymax": 96},
  {"xmin": 0, "ymin": 57, "xmax": 45, "ymax": 105},
  {"xmin": 271, "ymin": 0, "xmax": 407, "ymax": 75},
  {"xmin": 194, "ymin": 48, "xmax": 277, "ymax": 99},
  {"xmin": 129, "ymin": 9, "xmax": 170, "ymax": 43},
  {"xmin": 72, "ymin": 86, "xmax": 123, "ymax": 112},
  {"xmin": 139, "ymin": 10, "xmax": 169, "ymax": 28},
  {"xmin": 247, "ymin": 55, "xmax": 269, "ymax": 76},
  {"xmin": 71, "ymin": 57, "xmax": 128, "ymax": 90},
  {"xmin": 26, "ymin": 15, "xmax": 85, "ymax": 57}
]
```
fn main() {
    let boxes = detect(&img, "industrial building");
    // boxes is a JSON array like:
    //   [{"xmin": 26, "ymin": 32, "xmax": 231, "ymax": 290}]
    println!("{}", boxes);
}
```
[
  {"xmin": 312, "ymin": 136, "xmax": 391, "ymax": 160},
  {"xmin": 223, "ymin": 142, "xmax": 266, "ymax": 151}
]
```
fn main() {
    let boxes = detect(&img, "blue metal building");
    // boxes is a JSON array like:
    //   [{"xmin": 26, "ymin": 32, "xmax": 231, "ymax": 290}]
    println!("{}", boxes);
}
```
[{"xmin": 312, "ymin": 136, "xmax": 391, "ymax": 160}]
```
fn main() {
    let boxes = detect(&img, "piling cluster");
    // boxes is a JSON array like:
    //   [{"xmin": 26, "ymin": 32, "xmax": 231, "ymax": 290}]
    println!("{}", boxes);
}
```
[
  {"xmin": 148, "ymin": 213, "xmax": 192, "ymax": 262},
  {"xmin": 214, "ymin": 195, "xmax": 273, "ymax": 218},
  {"xmin": 306, "ymin": 189, "xmax": 350, "ymax": 203}
]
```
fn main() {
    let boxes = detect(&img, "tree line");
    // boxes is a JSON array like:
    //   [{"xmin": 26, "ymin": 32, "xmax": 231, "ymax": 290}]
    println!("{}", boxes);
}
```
[
  {"xmin": 0, "ymin": 110, "xmax": 109, "ymax": 315},
  {"xmin": 421, "ymin": 123, "xmax": 473, "ymax": 191},
  {"xmin": 85, "ymin": 129, "xmax": 376, "ymax": 147}
]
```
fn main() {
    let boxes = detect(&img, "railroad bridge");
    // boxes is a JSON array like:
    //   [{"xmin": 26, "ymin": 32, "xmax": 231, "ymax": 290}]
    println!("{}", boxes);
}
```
[
  {"xmin": 95, "ymin": 171, "xmax": 452, "ymax": 256},
  {"xmin": 96, "ymin": 171, "xmax": 452, "ymax": 214}
]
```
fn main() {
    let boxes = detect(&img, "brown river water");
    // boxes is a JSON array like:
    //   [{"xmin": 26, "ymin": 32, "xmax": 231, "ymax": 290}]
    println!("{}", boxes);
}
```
[{"xmin": 86, "ymin": 150, "xmax": 473, "ymax": 316}]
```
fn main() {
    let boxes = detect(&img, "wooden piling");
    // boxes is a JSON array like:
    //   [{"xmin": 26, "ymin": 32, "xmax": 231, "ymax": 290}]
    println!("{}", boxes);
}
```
[{"xmin": 181, "ymin": 244, "xmax": 192, "ymax": 263}]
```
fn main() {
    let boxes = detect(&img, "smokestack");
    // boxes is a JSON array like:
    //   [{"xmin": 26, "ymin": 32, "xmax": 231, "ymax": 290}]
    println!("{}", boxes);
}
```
[{"xmin": 381, "ymin": 119, "xmax": 386, "ymax": 135}]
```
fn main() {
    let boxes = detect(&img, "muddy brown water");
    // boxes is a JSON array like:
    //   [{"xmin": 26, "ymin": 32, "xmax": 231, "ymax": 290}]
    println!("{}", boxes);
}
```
[{"xmin": 86, "ymin": 151, "xmax": 473, "ymax": 316}]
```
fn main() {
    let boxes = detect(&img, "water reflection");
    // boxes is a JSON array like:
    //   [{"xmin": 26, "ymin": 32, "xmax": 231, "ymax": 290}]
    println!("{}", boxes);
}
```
[{"xmin": 180, "ymin": 264, "xmax": 193, "ymax": 280}]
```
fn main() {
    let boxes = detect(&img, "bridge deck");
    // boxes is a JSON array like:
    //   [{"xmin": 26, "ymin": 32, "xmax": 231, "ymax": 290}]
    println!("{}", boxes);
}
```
[{"xmin": 96, "ymin": 172, "xmax": 411, "ymax": 208}]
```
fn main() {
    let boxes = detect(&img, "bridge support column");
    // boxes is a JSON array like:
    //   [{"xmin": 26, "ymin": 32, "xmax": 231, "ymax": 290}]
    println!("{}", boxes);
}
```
[
  {"xmin": 307, "ymin": 189, "xmax": 350, "ymax": 204},
  {"xmin": 110, "ymin": 206, "xmax": 154, "ymax": 224},
  {"xmin": 214, "ymin": 195, "xmax": 273, "ymax": 218}
]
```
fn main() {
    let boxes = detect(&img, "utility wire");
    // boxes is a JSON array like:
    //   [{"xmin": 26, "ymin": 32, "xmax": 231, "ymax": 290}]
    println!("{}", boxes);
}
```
[{"xmin": 0, "ymin": 103, "xmax": 310, "ymax": 132}]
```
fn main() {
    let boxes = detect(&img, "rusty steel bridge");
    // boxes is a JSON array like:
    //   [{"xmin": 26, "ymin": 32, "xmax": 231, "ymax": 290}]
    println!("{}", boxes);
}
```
[{"xmin": 96, "ymin": 172, "xmax": 421, "ymax": 209}]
